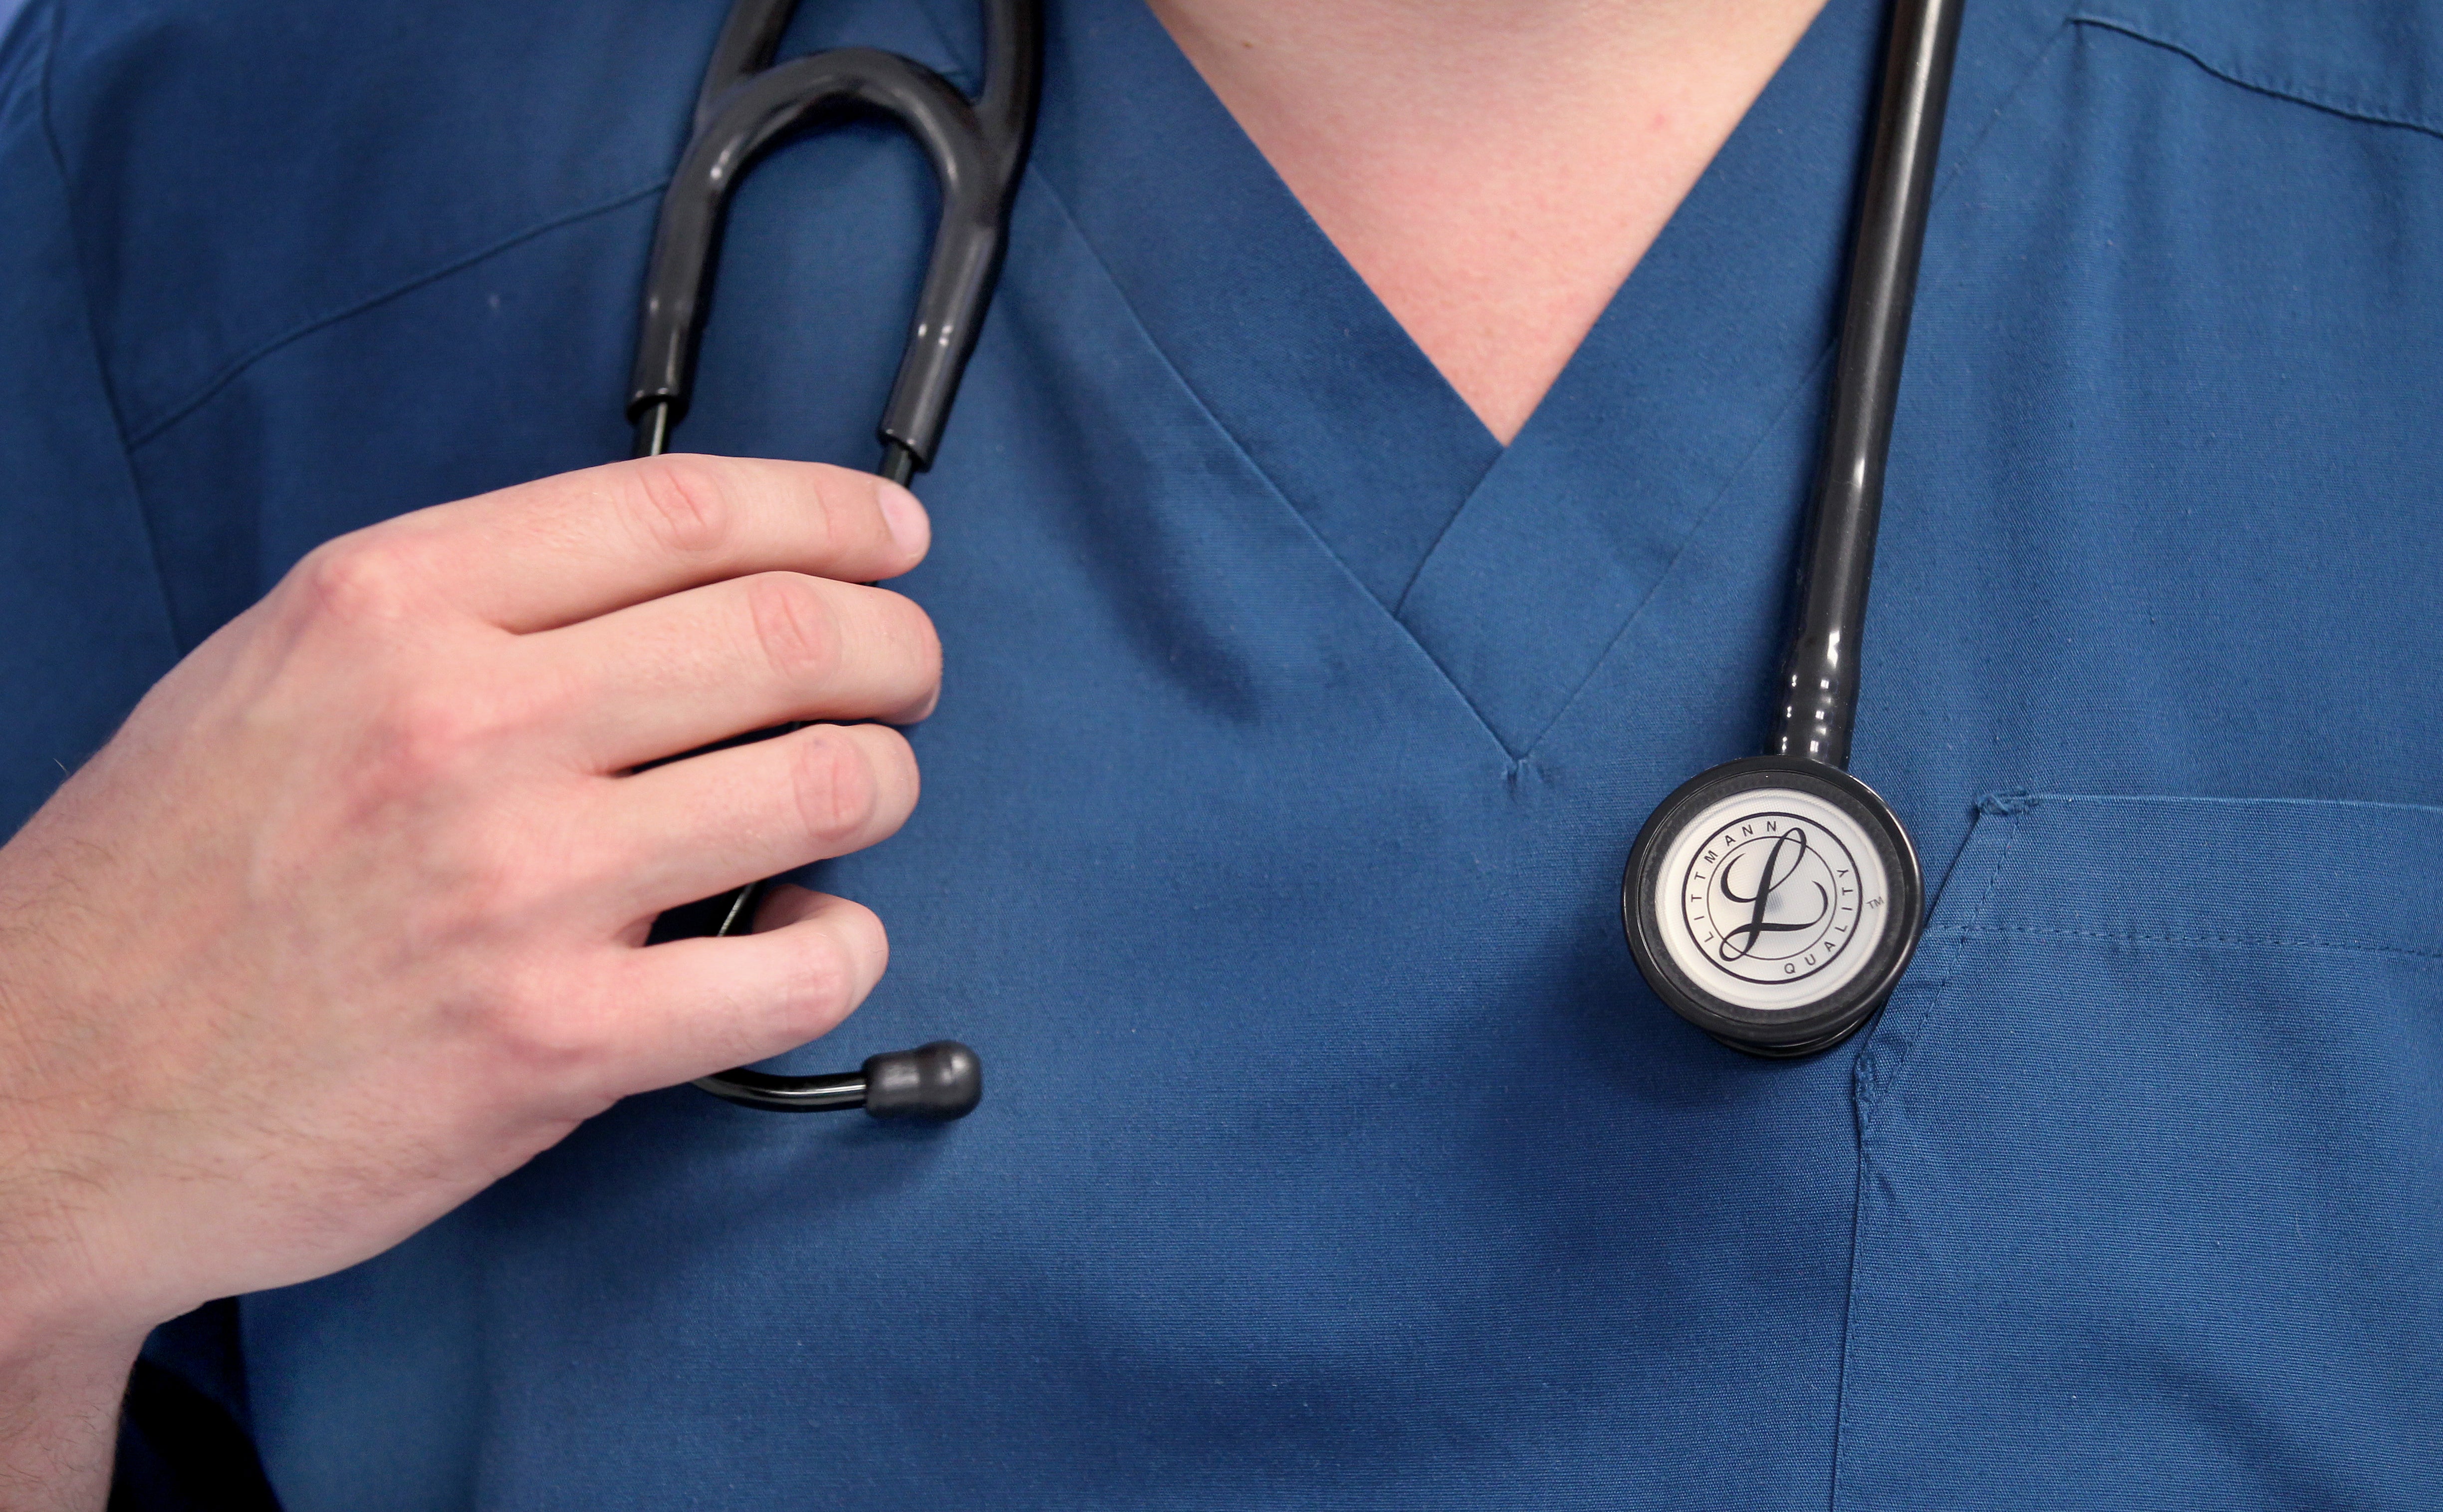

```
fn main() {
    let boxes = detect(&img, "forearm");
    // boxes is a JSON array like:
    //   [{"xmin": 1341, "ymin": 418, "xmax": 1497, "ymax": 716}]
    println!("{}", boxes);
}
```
[
  {"xmin": 0, "ymin": 1329, "xmax": 137, "ymax": 1512},
  {"xmin": 0, "ymin": 990, "xmax": 142, "ymax": 1512}
]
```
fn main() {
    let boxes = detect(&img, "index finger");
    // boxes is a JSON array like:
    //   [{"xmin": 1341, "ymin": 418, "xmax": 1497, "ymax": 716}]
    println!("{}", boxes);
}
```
[{"xmin": 377, "ymin": 454, "xmax": 931, "ymax": 633}]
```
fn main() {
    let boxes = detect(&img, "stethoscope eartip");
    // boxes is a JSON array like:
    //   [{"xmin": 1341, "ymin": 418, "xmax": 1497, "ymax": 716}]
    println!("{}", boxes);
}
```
[
  {"xmin": 861, "ymin": 1040, "xmax": 984, "ymax": 1120},
  {"xmin": 692, "ymin": 1040, "xmax": 982, "ymax": 1118}
]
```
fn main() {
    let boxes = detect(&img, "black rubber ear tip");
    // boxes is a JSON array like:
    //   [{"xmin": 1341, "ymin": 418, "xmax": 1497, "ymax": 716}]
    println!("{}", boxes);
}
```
[{"xmin": 861, "ymin": 1040, "xmax": 983, "ymax": 1120}]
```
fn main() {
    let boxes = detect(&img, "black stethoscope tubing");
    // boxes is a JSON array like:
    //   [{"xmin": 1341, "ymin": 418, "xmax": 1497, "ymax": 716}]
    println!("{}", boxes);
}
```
[
  {"xmin": 1772, "ymin": 0, "xmax": 1962, "ymax": 770},
  {"xmin": 624, "ymin": 0, "xmax": 1964, "ymax": 1113},
  {"xmin": 625, "ymin": 0, "xmax": 1041, "ymax": 1117},
  {"xmin": 629, "ymin": 0, "xmax": 1040, "ymax": 482},
  {"xmin": 1623, "ymin": 0, "xmax": 1963, "ymax": 1056}
]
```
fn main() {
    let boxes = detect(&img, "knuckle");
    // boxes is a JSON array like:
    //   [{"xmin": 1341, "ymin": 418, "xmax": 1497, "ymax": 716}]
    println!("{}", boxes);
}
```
[
  {"xmin": 484, "ymin": 975, "xmax": 614, "ymax": 1078},
  {"xmin": 625, "ymin": 453, "xmax": 741, "ymax": 559},
  {"xmin": 504, "ymin": 645, "xmax": 589, "ymax": 732},
  {"xmin": 290, "ymin": 536, "xmax": 424, "ymax": 628},
  {"xmin": 797, "ymin": 466, "xmax": 868, "ymax": 561},
  {"xmin": 770, "ymin": 923, "xmax": 873, "ymax": 1035},
  {"xmin": 410, "ymin": 832, "xmax": 611, "ymax": 1013},
  {"xmin": 743, "ymin": 573, "xmax": 842, "ymax": 685},
  {"xmin": 785, "ymin": 731, "xmax": 881, "ymax": 847},
  {"xmin": 881, "ymin": 591, "xmax": 944, "ymax": 680},
  {"xmin": 868, "ymin": 727, "xmax": 919, "ymax": 803},
  {"xmin": 365, "ymin": 680, "xmax": 512, "ymax": 780},
  {"xmin": 788, "ymin": 932, "xmax": 856, "ymax": 1015},
  {"xmin": 801, "ymin": 479, "xmax": 850, "ymax": 561},
  {"xmin": 414, "ymin": 821, "xmax": 541, "ymax": 923}
]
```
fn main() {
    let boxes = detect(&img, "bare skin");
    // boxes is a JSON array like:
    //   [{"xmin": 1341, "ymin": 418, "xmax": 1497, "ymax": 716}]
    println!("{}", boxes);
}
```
[
  {"xmin": 0, "ymin": 457, "xmax": 938, "ymax": 1507},
  {"xmin": 0, "ymin": 2, "xmax": 1830, "ymax": 1505},
  {"xmin": 1149, "ymin": 0, "xmax": 1830, "ymax": 442}
]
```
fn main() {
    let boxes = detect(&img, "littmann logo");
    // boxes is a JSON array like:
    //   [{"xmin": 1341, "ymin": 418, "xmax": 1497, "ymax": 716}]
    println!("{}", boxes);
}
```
[{"xmin": 1680, "ymin": 812, "xmax": 1876, "ymax": 986}]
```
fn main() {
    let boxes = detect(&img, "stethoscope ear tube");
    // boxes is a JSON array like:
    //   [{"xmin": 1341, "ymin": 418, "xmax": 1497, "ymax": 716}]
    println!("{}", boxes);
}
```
[
  {"xmin": 1624, "ymin": 0, "xmax": 1962, "ymax": 1058},
  {"xmin": 627, "ymin": 0, "xmax": 1040, "ymax": 477},
  {"xmin": 625, "ymin": 0, "xmax": 1043, "ymax": 1115}
]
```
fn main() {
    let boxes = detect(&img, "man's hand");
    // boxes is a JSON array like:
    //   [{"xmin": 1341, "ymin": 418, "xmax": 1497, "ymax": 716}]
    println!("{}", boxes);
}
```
[{"xmin": 0, "ymin": 456, "xmax": 939, "ymax": 1504}]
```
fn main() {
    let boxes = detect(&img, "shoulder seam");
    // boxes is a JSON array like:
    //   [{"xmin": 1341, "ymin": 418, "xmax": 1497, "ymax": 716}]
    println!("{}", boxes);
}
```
[
  {"xmin": 37, "ymin": 0, "xmax": 127, "ymax": 441},
  {"xmin": 125, "ymin": 176, "xmax": 669, "ymax": 451},
  {"xmin": 2070, "ymin": 10, "xmax": 2443, "ymax": 143},
  {"xmin": 34, "ymin": 0, "xmax": 187, "ymax": 646}
]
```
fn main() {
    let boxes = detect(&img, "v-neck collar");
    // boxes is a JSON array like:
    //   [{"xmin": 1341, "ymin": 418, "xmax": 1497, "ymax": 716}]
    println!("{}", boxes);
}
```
[
  {"xmin": 1027, "ymin": 0, "xmax": 1501, "ymax": 616},
  {"xmin": 1011, "ymin": 0, "xmax": 2070, "ymax": 756},
  {"xmin": 1394, "ymin": 0, "xmax": 1891, "ymax": 754}
]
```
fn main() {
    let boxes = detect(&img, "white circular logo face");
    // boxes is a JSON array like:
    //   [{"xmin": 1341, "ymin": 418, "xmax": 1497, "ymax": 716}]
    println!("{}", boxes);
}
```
[{"xmin": 1653, "ymin": 787, "xmax": 1892, "ymax": 1012}]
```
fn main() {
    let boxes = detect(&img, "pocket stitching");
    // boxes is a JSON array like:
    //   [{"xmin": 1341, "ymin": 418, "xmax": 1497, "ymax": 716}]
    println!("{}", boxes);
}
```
[
  {"xmin": 1954, "ymin": 922, "xmax": 2443, "ymax": 962},
  {"xmin": 1835, "ymin": 805, "xmax": 2024, "ymax": 1512},
  {"xmin": 1856, "ymin": 803, "xmax": 2025, "ymax": 1114}
]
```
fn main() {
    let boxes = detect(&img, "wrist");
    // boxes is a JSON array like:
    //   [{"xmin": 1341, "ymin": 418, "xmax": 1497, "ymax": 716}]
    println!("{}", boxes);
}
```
[
  {"xmin": 0, "ymin": 1324, "xmax": 140, "ymax": 1512},
  {"xmin": 0, "ymin": 1266, "xmax": 150, "ymax": 1382},
  {"xmin": 0, "ymin": 1158, "xmax": 167, "ymax": 1511},
  {"xmin": 0, "ymin": 1197, "xmax": 164, "ymax": 1390},
  {"xmin": 0, "ymin": 958, "xmax": 185, "ymax": 1361},
  {"xmin": 0, "ymin": 1159, "xmax": 148, "ymax": 1508},
  {"xmin": 0, "ymin": 1119, "xmax": 170, "ymax": 1376}
]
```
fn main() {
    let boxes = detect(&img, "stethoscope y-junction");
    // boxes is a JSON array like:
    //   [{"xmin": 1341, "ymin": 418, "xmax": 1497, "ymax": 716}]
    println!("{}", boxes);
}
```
[{"xmin": 628, "ymin": 0, "xmax": 1964, "ymax": 1116}]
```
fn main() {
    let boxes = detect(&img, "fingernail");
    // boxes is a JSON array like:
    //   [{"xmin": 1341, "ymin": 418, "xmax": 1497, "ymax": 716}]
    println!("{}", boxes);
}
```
[{"xmin": 876, "ymin": 481, "xmax": 929, "ymax": 557}]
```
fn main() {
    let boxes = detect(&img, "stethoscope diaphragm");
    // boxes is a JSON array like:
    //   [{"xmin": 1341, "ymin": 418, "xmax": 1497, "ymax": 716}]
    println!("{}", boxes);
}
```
[{"xmin": 1622, "ymin": 757, "xmax": 1923, "ymax": 1056}]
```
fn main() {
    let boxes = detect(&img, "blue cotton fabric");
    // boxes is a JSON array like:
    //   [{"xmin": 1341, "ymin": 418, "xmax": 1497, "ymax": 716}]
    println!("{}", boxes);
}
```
[{"xmin": 4, "ymin": 0, "xmax": 2442, "ymax": 1505}]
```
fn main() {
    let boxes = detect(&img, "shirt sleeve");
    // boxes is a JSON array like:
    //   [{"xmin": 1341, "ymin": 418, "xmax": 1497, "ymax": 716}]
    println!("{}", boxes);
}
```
[{"xmin": 0, "ymin": 0, "xmax": 185, "ymax": 842}]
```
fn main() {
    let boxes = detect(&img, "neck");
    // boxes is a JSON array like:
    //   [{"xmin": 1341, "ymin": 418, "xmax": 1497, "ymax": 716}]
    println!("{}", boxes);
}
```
[{"xmin": 1146, "ymin": 0, "xmax": 1832, "ymax": 443}]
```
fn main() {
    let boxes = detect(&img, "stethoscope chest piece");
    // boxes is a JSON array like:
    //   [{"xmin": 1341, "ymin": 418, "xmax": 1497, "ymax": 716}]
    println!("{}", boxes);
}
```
[
  {"xmin": 1621, "ymin": 0, "xmax": 1961, "ymax": 1059},
  {"xmin": 1623, "ymin": 757, "xmax": 1923, "ymax": 1057}
]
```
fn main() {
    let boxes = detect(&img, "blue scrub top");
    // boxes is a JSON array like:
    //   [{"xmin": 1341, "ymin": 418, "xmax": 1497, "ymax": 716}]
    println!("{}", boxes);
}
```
[{"xmin": 5, "ymin": 0, "xmax": 2443, "ymax": 1506}]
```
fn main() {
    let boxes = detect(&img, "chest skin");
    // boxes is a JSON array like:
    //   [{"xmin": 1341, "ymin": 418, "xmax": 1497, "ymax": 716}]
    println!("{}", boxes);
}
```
[{"xmin": 17, "ymin": 0, "xmax": 2443, "ymax": 1504}]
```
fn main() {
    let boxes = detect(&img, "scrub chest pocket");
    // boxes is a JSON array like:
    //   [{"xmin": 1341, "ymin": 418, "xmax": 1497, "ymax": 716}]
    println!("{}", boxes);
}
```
[{"xmin": 1833, "ymin": 794, "xmax": 2443, "ymax": 1509}]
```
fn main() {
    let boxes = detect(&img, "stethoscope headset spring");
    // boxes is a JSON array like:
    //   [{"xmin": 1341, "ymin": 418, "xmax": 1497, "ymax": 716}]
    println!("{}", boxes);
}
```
[
  {"xmin": 1622, "ymin": 0, "xmax": 1964, "ymax": 1057},
  {"xmin": 624, "ymin": 0, "xmax": 1045, "ymax": 1117}
]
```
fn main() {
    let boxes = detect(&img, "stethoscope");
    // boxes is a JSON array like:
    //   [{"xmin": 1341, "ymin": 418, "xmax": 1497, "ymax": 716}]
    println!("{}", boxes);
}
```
[
  {"xmin": 1624, "ymin": 0, "xmax": 1962, "ymax": 1056},
  {"xmin": 626, "ymin": 0, "xmax": 1963, "ymax": 1117},
  {"xmin": 626, "ymin": 0, "xmax": 1040, "ymax": 1118}
]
